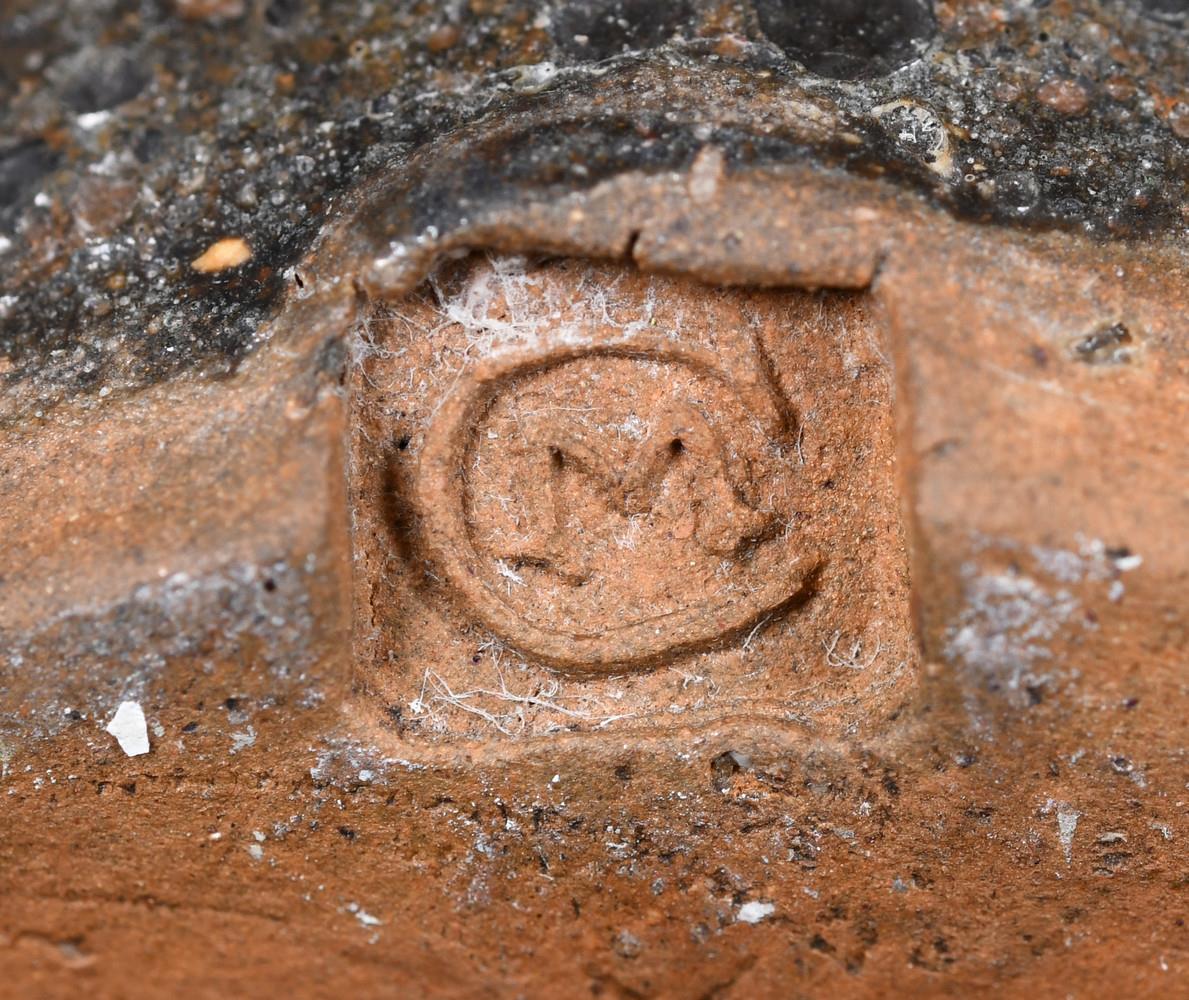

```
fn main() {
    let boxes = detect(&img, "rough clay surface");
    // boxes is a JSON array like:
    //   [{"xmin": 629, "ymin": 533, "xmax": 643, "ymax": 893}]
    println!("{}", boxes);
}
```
[{"xmin": 1, "ymin": 2, "xmax": 1187, "ymax": 999}]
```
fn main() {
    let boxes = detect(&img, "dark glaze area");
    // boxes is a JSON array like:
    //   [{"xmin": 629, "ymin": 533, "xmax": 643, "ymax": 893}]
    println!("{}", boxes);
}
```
[{"xmin": 0, "ymin": 0, "xmax": 1184, "ymax": 412}]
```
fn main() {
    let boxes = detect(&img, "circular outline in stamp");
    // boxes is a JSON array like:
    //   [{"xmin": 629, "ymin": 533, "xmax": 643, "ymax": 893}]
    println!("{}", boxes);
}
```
[{"xmin": 416, "ymin": 335, "xmax": 817, "ymax": 673}]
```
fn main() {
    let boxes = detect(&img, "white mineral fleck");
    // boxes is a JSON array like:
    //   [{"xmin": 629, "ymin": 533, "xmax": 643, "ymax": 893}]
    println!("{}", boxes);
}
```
[
  {"xmin": 1057, "ymin": 808, "xmax": 1080, "ymax": 865},
  {"xmin": 347, "ymin": 903, "xmax": 382, "ymax": 928},
  {"xmin": 737, "ymin": 901, "xmax": 776, "ymax": 924},
  {"xmin": 229, "ymin": 727, "xmax": 256, "ymax": 754},
  {"xmin": 1043, "ymin": 798, "xmax": 1082, "ymax": 865},
  {"xmin": 105, "ymin": 701, "xmax": 150, "ymax": 757}
]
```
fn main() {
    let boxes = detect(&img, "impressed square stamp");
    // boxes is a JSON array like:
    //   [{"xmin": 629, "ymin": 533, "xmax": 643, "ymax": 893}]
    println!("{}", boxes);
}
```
[{"xmin": 349, "ymin": 255, "xmax": 913, "ymax": 744}]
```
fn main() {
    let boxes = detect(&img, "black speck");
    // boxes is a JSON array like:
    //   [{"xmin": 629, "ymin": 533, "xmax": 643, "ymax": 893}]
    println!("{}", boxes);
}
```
[
  {"xmin": 1072, "ymin": 323, "xmax": 1133, "ymax": 365},
  {"xmin": 552, "ymin": 0, "xmax": 694, "ymax": 60},
  {"xmin": 1109, "ymin": 755, "xmax": 1133, "ymax": 774},
  {"xmin": 755, "ymin": 0, "xmax": 937, "ymax": 80},
  {"xmin": 711, "ymin": 750, "xmax": 741, "ymax": 793},
  {"xmin": 809, "ymin": 933, "xmax": 834, "ymax": 953},
  {"xmin": 265, "ymin": 0, "xmax": 303, "ymax": 28},
  {"xmin": 59, "ymin": 49, "xmax": 149, "ymax": 114},
  {"xmin": 0, "ymin": 140, "xmax": 59, "ymax": 214}
]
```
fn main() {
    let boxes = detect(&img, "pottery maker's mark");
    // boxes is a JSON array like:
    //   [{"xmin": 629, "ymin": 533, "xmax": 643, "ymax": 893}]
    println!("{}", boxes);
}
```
[
  {"xmin": 417, "ymin": 343, "xmax": 815, "ymax": 671},
  {"xmin": 496, "ymin": 399, "xmax": 772, "ymax": 582}
]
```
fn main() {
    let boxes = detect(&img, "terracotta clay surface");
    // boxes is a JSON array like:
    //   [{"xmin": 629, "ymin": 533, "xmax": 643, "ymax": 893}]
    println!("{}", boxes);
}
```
[
  {"xmin": 2, "ymin": 1, "xmax": 1188, "ymax": 997},
  {"xmin": 3, "ymin": 229, "xmax": 1185, "ymax": 996}
]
